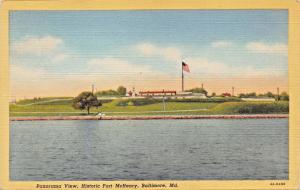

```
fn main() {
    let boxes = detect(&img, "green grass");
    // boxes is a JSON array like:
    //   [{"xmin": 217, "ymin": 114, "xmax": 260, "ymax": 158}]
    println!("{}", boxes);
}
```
[
  {"xmin": 100, "ymin": 101, "xmax": 217, "ymax": 115},
  {"xmin": 210, "ymin": 101, "xmax": 289, "ymax": 114},
  {"xmin": 116, "ymin": 97, "xmax": 243, "ymax": 106},
  {"xmin": 9, "ymin": 98, "xmax": 289, "ymax": 117},
  {"xmin": 16, "ymin": 97, "xmax": 73, "ymax": 105}
]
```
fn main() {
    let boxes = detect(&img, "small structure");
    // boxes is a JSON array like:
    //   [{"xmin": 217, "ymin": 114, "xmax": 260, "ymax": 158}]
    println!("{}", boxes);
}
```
[
  {"xmin": 127, "ymin": 91, "xmax": 133, "ymax": 97},
  {"xmin": 126, "ymin": 87, "xmax": 138, "ymax": 97},
  {"xmin": 139, "ymin": 90, "xmax": 176, "ymax": 97},
  {"xmin": 176, "ymin": 91, "xmax": 193, "ymax": 96},
  {"xmin": 9, "ymin": 98, "xmax": 17, "ymax": 105}
]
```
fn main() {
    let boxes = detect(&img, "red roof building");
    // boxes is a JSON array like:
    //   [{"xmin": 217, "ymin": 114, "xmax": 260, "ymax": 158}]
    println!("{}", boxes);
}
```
[{"xmin": 139, "ymin": 90, "xmax": 176, "ymax": 97}]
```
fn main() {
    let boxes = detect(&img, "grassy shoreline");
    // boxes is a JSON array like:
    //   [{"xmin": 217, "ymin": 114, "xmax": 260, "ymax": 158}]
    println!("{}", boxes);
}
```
[
  {"xmin": 10, "ymin": 97, "xmax": 289, "ymax": 117},
  {"xmin": 10, "ymin": 114, "xmax": 289, "ymax": 121}
]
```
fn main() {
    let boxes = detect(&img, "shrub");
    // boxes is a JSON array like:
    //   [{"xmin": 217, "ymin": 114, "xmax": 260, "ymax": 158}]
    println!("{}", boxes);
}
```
[
  {"xmin": 128, "ymin": 101, "xmax": 134, "ymax": 106},
  {"xmin": 280, "ymin": 92, "xmax": 289, "ymax": 101}
]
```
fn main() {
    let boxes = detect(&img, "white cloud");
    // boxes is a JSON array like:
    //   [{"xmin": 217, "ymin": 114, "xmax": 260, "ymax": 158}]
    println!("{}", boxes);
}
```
[
  {"xmin": 87, "ymin": 57, "xmax": 153, "ymax": 74},
  {"xmin": 10, "ymin": 64, "xmax": 44, "ymax": 79},
  {"xmin": 211, "ymin": 41, "xmax": 233, "ymax": 48},
  {"xmin": 246, "ymin": 42, "xmax": 287, "ymax": 56},
  {"xmin": 135, "ymin": 43, "xmax": 182, "ymax": 62},
  {"xmin": 184, "ymin": 57, "xmax": 285, "ymax": 78},
  {"xmin": 184, "ymin": 57, "xmax": 232, "ymax": 75},
  {"xmin": 12, "ymin": 36, "xmax": 63, "ymax": 55},
  {"xmin": 135, "ymin": 43, "xmax": 157, "ymax": 56},
  {"xmin": 134, "ymin": 42, "xmax": 286, "ymax": 78},
  {"xmin": 53, "ymin": 53, "xmax": 69, "ymax": 62},
  {"xmin": 12, "ymin": 36, "xmax": 69, "ymax": 63}
]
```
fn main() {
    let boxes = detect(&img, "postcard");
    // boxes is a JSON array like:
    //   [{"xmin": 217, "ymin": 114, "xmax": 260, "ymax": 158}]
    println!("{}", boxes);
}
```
[{"xmin": 0, "ymin": 0, "xmax": 300, "ymax": 190}]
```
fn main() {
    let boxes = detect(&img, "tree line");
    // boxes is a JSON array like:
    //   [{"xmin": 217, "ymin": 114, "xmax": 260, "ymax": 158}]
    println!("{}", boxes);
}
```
[
  {"xmin": 186, "ymin": 87, "xmax": 289, "ymax": 100},
  {"xmin": 95, "ymin": 86, "xmax": 126, "ymax": 96},
  {"xmin": 238, "ymin": 92, "xmax": 289, "ymax": 100}
]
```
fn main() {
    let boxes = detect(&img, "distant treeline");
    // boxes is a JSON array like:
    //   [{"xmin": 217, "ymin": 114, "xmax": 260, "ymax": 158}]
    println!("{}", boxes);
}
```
[
  {"xmin": 95, "ymin": 86, "xmax": 126, "ymax": 96},
  {"xmin": 186, "ymin": 87, "xmax": 208, "ymax": 95},
  {"xmin": 238, "ymin": 92, "xmax": 289, "ymax": 100},
  {"xmin": 185, "ymin": 87, "xmax": 289, "ymax": 101}
]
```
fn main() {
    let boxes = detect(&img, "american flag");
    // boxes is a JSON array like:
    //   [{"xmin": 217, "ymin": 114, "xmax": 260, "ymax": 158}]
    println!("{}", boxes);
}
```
[{"xmin": 182, "ymin": 61, "xmax": 190, "ymax": 73}]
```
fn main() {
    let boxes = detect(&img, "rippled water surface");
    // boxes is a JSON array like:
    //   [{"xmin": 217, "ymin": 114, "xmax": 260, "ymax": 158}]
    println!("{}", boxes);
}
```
[{"xmin": 10, "ymin": 119, "xmax": 288, "ymax": 180}]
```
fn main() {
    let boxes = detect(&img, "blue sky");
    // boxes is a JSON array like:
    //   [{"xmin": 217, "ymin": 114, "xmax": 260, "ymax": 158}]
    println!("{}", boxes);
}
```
[{"xmin": 9, "ymin": 10, "xmax": 288, "ymax": 97}]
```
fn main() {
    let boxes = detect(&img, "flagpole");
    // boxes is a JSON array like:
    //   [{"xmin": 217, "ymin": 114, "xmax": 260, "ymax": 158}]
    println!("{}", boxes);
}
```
[{"xmin": 182, "ymin": 62, "xmax": 184, "ymax": 92}]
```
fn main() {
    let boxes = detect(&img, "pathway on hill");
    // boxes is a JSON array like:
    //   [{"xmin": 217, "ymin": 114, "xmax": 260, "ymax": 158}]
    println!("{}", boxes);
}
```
[{"xmin": 15, "ymin": 98, "xmax": 73, "ymax": 106}]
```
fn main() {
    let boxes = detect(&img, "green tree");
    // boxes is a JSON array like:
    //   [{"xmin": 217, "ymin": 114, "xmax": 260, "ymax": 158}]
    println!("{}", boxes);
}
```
[
  {"xmin": 280, "ymin": 92, "xmax": 289, "ymax": 101},
  {"xmin": 72, "ymin": 92, "xmax": 102, "ymax": 114},
  {"xmin": 238, "ymin": 92, "xmax": 257, "ymax": 98},
  {"xmin": 248, "ymin": 92, "xmax": 257, "ymax": 97},
  {"xmin": 186, "ymin": 87, "xmax": 208, "ymax": 96},
  {"xmin": 95, "ymin": 89, "xmax": 119, "ymax": 96},
  {"xmin": 238, "ymin": 93, "xmax": 245, "ymax": 98},
  {"xmin": 265, "ymin": 92, "xmax": 275, "ymax": 98},
  {"xmin": 211, "ymin": 92, "xmax": 216, "ymax": 97},
  {"xmin": 117, "ymin": 86, "xmax": 127, "ymax": 96}
]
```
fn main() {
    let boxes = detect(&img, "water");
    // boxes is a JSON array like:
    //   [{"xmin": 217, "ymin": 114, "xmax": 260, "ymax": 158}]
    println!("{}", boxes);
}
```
[{"xmin": 10, "ymin": 119, "xmax": 288, "ymax": 180}]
